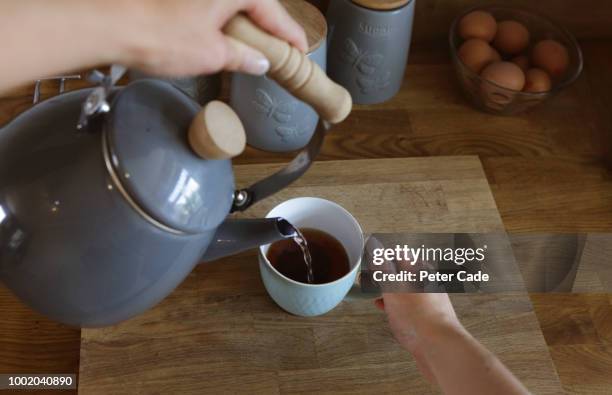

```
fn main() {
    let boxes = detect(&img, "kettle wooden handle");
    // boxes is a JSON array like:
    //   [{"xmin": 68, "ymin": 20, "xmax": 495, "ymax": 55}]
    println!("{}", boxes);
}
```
[{"xmin": 224, "ymin": 15, "xmax": 352, "ymax": 124}]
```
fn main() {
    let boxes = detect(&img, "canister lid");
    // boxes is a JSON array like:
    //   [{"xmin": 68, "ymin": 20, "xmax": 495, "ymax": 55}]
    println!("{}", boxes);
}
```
[
  {"xmin": 281, "ymin": 0, "xmax": 327, "ymax": 53},
  {"xmin": 351, "ymin": 0, "xmax": 412, "ymax": 11}
]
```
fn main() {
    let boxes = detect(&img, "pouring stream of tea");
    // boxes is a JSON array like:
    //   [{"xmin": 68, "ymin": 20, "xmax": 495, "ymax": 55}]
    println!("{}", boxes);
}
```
[{"xmin": 293, "ymin": 229, "xmax": 314, "ymax": 284}]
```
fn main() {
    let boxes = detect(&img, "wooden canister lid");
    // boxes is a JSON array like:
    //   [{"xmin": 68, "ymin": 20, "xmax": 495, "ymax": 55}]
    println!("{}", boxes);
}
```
[
  {"xmin": 281, "ymin": 0, "xmax": 327, "ymax": 53},
  {"xmin": 351, "ymin": 0, "xmax": 412, "ymax": 11}
]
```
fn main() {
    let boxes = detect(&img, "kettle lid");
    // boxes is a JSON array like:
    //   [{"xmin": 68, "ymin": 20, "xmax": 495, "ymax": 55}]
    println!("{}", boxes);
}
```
[{"xmin": 104, "ymin": 79, "xmax": 234, "ymax": 234}]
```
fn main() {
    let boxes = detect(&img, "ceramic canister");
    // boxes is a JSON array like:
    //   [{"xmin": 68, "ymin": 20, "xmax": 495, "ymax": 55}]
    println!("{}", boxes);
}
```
[
  {"xmin": 230, "ymin": 0, "xmax": 327, "ymax": 152},
  {"xmin": 327, "ymin": 0, "xmax": 415, "ymax": 104},
  {"xmin": 129, "ymin": 71, "xmax": 221, "ymax": 106}
]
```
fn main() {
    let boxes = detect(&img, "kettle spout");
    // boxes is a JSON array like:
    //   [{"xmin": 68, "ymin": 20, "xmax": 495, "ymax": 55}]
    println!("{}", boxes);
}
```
[{"xmin": 201, "ymin": 218, "xmax": 298, "ymax": 262}]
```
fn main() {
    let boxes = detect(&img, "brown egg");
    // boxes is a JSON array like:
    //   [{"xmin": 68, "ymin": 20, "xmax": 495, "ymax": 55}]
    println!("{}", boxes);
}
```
[
  {"xmin": 532, "ymin": 40, "xmax": 569, "ymax": 79},
  {"xmin": 523, "ymin": 68, "xmax": 552, "ymax": 93},
  {"xmin": 481, "ymin": 61, "xmax": 526, "ymax": 91},
  {"xmin": 511, "ymin": 55, "xmax": 530, "ymax": 72},
  {"xmin": 458, "ymin": 39, "xmax": 501, "ymax": 73},
  {"xmin": 493, "ymin": 20, "xmax": 530, "ymax": 55},
  {"xmin": 458, "ymin": 10, "xmax": 498, "ymax": 42}
]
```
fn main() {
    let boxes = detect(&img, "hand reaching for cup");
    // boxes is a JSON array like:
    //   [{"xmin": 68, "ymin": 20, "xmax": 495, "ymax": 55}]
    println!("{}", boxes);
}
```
[
  {"xmin": 365, "ymin": 236, "xmax": 529, "ymax": 395},
  {"xmin": 364, "ymin": 236, "xmax": 458, "ymax": 384}
]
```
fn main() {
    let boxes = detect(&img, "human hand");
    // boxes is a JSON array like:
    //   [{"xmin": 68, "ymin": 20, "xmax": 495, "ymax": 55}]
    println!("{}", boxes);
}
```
[
  {"xmin": 365, "ymin": 237, "xmax": 528, "ymax": 394},
  {"xmin": 364, "ymin": 236, "xmax": 462, "ymax": 384},
  {"xmin": 375, "ymin": 293, "xmax": 461, "ymax": 384},
  {"xmin": 374, "ymin": 293, "xmax": 460, "ymax": 354},
  {"xmin": 376, "ymin": 293, "xmax": 529, "ymax": 395},
  {"xmin": 115, "ymin": 0, "xmax": 308, "ymax": 76},
  {"xmin": 364, "ymin": 236, "xmax": 461, "ymax": 353}
]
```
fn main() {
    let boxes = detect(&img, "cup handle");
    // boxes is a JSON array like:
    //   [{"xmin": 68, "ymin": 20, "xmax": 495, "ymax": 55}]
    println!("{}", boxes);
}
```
[
  {"xmin": 231, "ymin": 119, "xmax": 329, "ymax": 212},
  {"xmin": 345, "ymin": 272, "xmax": 380, "ymax": 301}
]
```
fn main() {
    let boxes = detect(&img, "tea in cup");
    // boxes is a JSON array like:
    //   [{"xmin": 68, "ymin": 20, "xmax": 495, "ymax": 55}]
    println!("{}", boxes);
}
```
[{"xmin": 259, "ymin": 197, "xmax": 364, "ymax": 316}]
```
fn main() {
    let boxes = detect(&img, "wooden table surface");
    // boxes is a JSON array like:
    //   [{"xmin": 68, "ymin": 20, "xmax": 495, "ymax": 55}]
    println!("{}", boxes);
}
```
[
  {"xmin": 1, "ymin": 18, "xmax": 611, "ymax": 395},
  {"xmin": 78, "ymin": 157, "xmax": 561, "ymax": 394}
]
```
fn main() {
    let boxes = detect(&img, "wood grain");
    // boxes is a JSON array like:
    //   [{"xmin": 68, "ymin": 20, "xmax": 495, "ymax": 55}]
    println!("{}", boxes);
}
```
[
  {"xmin": 532, "ymin": 294, "xmax": 609, "ymax": 344},
  {"xmin": 79, "ymin": 156, "xmax": 562, "ymax": 394},
  {"xmin": 282, "ymin": 0, "xmax": 327, "ymax": 53},
  {"xmin": 1, "ymin": 29, "xmax": 611, "ymax": 395},
  {"xmin": 188, "ymin": 101, "xmax": 246, "ymax": 160},
  {"xmin": 549, "ymin": 344, "xmax": 612, "ymax": 394},
  {"xmin": 0, "ymin": 287, "xmax": 80, "ymax": 395},
  {"xmin": 532, "ymin": 294, "xmax": 612, "ymax": 394}
]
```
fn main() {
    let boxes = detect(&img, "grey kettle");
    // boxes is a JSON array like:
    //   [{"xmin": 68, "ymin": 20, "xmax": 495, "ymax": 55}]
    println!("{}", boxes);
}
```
[{"xmin": 0, "ymin": 16, "xmax": 352, "ymax": 327}]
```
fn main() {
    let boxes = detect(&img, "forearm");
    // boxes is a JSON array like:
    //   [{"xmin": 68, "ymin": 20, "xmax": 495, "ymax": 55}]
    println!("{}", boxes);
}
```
[
  {"xmin": 416, "ymin": 320, "xmax": 529, "ymax": 395},
  {"xmin": 0, "ymin": 0, "xmax": 308, "ymax": 94},
  {"xmin": 0, "ymin": 0, "xmax": 133, "ymax": 93}
]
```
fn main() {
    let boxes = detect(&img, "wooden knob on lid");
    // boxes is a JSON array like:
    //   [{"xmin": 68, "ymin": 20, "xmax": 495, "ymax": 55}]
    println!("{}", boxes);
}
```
[
  {"xmin": 188, "ymin": 101, "xmax": 246, "ymax": 160},
  {"xmin": 281, "ymin": 0, "xmax": 327, "ymax": 54}
]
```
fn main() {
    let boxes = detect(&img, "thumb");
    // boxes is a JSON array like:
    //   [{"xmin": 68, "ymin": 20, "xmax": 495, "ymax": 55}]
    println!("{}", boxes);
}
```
[{"xmin": 222, "ymin": 36, "xmax": 270, "ymax": 76}]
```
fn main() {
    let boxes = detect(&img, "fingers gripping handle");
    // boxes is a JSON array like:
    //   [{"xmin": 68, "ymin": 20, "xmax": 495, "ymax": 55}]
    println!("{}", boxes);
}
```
[{"xmin": 224, "ymin": 15, "xmax": 352, "ymax": 124}]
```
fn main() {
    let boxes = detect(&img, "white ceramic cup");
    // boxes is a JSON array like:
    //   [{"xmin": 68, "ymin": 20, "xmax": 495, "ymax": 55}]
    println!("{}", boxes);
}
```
[{"xmin": 259, "ymin": 197, "xmax": 364, "ymax": 316}]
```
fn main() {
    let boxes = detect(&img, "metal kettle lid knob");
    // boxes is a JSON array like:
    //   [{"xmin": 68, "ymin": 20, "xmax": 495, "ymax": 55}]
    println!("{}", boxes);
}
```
[{"xmin": 188, "ymin": 101, "xmax": 246, "ymax": 160}]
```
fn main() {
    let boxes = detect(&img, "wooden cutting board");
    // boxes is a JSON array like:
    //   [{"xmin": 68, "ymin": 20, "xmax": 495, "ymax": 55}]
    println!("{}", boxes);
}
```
[{"xmin": 79, "ymin": 156, "xmax": 562, "ymax": 394}]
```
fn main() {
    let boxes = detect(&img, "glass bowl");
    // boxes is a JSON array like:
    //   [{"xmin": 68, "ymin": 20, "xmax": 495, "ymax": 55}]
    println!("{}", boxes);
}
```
[{"xmin": 449, "ymin": 6, "xmax": 583, "ymax": 115}]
